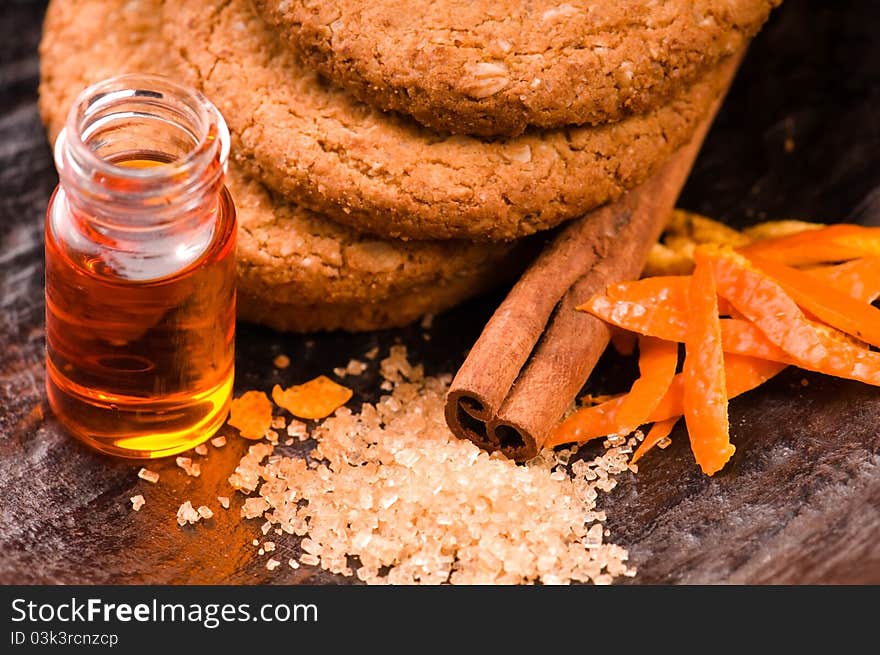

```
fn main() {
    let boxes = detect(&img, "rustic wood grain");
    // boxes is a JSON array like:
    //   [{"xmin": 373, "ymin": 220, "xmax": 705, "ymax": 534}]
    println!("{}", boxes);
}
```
[{"xmin": 1, "ymin": 0, "xmax": 878, "ymax": 584}]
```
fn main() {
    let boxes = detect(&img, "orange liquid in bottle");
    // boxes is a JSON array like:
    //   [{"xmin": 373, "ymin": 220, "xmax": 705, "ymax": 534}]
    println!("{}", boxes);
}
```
[{"xmin": 45, "ymin": 156, "xmax": 236, "ymax": 458}]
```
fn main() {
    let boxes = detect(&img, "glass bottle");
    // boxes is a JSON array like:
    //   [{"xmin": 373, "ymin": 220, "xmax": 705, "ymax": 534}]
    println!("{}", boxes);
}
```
[{"xmin": 45, "ymin": 74, "xmax": 236, "ymax": 458}]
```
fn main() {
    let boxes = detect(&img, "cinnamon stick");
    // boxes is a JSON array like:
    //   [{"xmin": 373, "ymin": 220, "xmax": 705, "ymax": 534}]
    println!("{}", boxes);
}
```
[{"xmin": 445, "ymin": 54, "xmax": 742, "ymax": 461}]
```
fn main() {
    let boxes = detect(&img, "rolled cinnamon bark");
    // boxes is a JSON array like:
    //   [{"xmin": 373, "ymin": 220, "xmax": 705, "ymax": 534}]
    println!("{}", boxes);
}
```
[{"xmin": 446, "ymin": 53, "xmax": 742, "ymax": 461}]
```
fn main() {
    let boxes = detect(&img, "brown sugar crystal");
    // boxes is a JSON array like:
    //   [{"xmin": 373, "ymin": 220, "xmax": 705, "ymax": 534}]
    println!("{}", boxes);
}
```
[{"xmin": 230, "ymin": 347, "xmax": 635, "ymax": 584}]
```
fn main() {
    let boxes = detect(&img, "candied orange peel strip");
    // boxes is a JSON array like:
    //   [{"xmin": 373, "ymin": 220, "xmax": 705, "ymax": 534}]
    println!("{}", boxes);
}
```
[
  {"xmin": 581, "ymin": 276, "xmax": 690, "ymax": 342},
  {"xmin": 615, "ymin": 336, "xmax": 678, "ymax": 435},
  {"xmin": 707, "ymin": 248, "xmax": 880, "ymax": 387},
  {"xmin": 229, "ymin": 390, "xmax": 273, "ymax": 440},
  {"xmin": 747, "ymin": 255, "xmax": 880, "ymax": 347},
  {"xmin": 553, "ymin": 220, "xmax": 880, "ymax": 475},
  {"xmin": 272, "ymin": 375, "xmax": 353, "ymax": 420},
  {"xmin": 807, "ymin": 257, "xmax": 880, "ymax": 304},
  {"xmin": 738, "ymin": 224, "xmax": 880, "ymax": 266},
  {"xmin": 609, "ymin": 327, "xmax": 637, "ymax": 356},
  {"xmin": 546, "ymin": 355, "xmax": 785, "ymax": 448},
  {"xmin": 683, "ymin": 251, "xmax": 733, "ymax": 476}
]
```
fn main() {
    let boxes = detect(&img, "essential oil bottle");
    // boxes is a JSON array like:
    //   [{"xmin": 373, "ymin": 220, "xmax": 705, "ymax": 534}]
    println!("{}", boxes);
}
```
[{"xmin": 45, "ymin": 74, "xmax": 236, "ymax": 458}]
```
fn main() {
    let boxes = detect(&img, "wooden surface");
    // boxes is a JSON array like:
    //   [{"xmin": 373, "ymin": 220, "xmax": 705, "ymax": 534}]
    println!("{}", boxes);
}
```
[{"xmin": 1, "ymin": 0, "xmax": 879, "ymax": 585}]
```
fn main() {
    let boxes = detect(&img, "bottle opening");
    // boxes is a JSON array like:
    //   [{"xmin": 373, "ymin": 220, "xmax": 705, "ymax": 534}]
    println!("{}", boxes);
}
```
[{"xmin": 55, "ymin": 74, "xmax": 230, "ymax": 219}]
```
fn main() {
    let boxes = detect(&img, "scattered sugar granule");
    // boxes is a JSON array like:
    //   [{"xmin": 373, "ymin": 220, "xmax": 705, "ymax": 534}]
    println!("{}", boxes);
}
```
[
  {"xmin": 271, "ymin": 416, "xmax": 286, "ymax": 430},
  {"xmin": 657, "ymin": 437, "xmax": 672, "ymax": 450},
  {"xmin": 176, "ymin": 501, "xmax": 201, "ymax": 526},
  {"xmin": 332, "ymin": 366, "xmax": 347, "ymax": 378},
  {"xmin": 286, "ymin": 419, "xmax": 308, "ymax": 441},
  {"xmin": 218, "ymin": 496, "xmax": 230, "ymax": 509},
  {"xmin": 420, "ymin": 313, "xmax": 434, "ymax": 330},
  {"xmin": 273, "ymin": 354, "xmax": 290, "ymax": 369},
  {"xmin": 240, "ymin": 497, "xmax": 270, "ymax": 519},
  {"xmin": 130, "ymin": 495, "xmax": 145, "ymax": 511},
  {"xmin": 230, "ymin": 346, "xmax": 634, "ymax": 585},
  {"xmin": 137, "ymin": 468, "xmax": 159, "ymax": 484},
  {"xmin": 228, "ymin": 443, "xmax": 274, "ymax": 493},
  {"xmin": 345, "ymin": 359, "xmax": 368, "ymax": 376},
  {"xmin": 252, "ymin": 539, "xmax": 260, "ymax": 546},
  {"xmin": 266, "ymin": 558, "xmax": 281, "ymax": 571},
  {"xmin": 197, "ymin": 505, "xmax": 214, "ymax": 520},
  {"xmin": 211, "ymin": 436, "xmax": 227, "ymax": 448},
  {"xmin": 288, "ymin": 558, "xmax": 300, "ymax": 570},
  {"xmin": 364, "ymin": 346, "xmax": 379, "ymax": 360},
  {"xmin": 175, "ymin": 456, "xmax": 201, "ymax": 478},
  {"xmin": 264, "ymin": 541, "xmax": 276, "ymax": 553},
  {"xmin": 194, "ymin": 444, "xmax": 208, "ymax": 456}
]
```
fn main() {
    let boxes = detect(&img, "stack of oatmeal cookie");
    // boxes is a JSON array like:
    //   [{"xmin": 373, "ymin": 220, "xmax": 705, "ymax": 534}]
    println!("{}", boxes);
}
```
[{"xmin": 39, "ymin": 0, "xmax": 778, "ymax": 332}]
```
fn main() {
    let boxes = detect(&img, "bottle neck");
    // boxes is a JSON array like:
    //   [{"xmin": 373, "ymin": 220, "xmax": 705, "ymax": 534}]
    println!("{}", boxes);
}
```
[
  {"xmin": 51, "ymin": 75, "xmax": 231, "ymax": 280},
  {"xmin": 54, "ymin": 74, "xmax": 230, "ymax": 239}
]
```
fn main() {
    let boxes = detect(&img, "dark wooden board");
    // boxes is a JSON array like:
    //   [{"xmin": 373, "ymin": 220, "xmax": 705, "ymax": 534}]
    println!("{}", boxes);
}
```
[{"xmin": 1, "ymin": 0, "xmax": 879, "ymax": 585}]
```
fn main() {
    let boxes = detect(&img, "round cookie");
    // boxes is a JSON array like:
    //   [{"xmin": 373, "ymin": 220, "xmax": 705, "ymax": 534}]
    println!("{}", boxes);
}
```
[
  {"xmin": 238, "ymin": 268, "xmax": 514, "ymax": 333},
  {"xmin": 226, "ymin": 167, "xmax": 519, "ymax": 307},
  {"xmin": 254, "ymin": 0, "xmax": 777, "ymax": 137},
  {"xmin": 39, "ymin": 0, "xmax": 517, "ymax": 331},
  {"xmin": 165, "ymin": 0, "xmax": 734, "ymax": 242}
]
